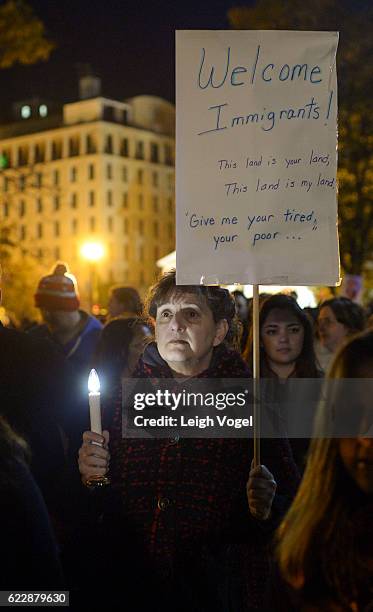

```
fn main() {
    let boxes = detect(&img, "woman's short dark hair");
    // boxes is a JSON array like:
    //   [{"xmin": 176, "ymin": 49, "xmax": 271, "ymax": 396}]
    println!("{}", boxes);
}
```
[
  {"xmin": 109, "ymin": 286, "xmax": 142, "ymax": 315},
  {"xmin": 319, "ymin": 297, "xmax": 366, "ymax": 334},
  {"xmin": 244, "ymin": 293, "xmax": 319, "ymax": 377},
  {"xmin": 144, "ymin": 269, "xmax": 239, "ymax": 348}
]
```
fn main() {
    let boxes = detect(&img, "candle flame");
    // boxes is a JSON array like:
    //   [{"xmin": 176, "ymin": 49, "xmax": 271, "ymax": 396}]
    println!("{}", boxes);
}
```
[{"xmin": 88, "ymin": 369, "xmax": 100, "ymax": 394}]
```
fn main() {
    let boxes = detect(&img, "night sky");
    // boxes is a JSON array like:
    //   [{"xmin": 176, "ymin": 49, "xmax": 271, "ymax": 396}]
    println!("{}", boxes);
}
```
[{"xmin": 0, "ymin": 0, "xmax": 242, "ymax": 116}]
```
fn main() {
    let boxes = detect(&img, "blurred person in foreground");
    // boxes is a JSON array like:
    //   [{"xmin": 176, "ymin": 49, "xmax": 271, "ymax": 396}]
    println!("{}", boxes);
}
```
[
  {"xmin": 76, "ymin": 270, "xmax": 299, "ymax": 612},
  {"xmin": 273, "ymin": 329, "xmax": 373, "ymax": 611},
  {"xmin": 0, "ymin": 415, "xmax": 63, "ymax": 590}
]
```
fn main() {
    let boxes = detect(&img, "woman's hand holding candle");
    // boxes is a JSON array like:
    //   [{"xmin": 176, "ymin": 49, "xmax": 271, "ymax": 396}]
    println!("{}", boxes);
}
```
[{"xmin": 78, "ymin": 430, "xmax": 110, "ymax": 485}]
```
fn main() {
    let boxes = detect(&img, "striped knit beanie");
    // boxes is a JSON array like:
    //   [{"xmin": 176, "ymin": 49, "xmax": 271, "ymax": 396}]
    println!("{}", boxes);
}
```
[{"xmin": 35, "ymin": 262, "xmax": 80, "ymax": 311}]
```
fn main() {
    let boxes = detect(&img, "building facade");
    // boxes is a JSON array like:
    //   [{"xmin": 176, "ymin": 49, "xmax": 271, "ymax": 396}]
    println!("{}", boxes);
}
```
[{"xmin": 0, "ymin": 86, "xmax": 175, "ymax": 304}]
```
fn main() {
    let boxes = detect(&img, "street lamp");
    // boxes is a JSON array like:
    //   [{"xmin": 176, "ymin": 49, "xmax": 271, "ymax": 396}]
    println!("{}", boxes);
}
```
[{"xmin": 80, "ymin": 241, "xmax": 105, "ymax": 309}]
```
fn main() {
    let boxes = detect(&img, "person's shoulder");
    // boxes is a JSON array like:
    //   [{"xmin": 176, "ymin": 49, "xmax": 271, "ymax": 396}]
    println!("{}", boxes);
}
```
[{"xmin": 212, "ymin": 345, "xmax": 251, "ymax": 378}]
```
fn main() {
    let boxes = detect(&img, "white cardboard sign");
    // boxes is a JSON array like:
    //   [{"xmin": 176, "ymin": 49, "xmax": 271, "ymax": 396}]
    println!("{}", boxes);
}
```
[{"xmin": 176, "ymin": 30, "xmax": 340, "ymax": 285}]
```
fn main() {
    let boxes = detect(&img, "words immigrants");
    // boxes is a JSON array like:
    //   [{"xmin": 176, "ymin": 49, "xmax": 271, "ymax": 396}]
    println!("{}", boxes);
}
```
[{"xmin": 196, "ymin": 45, "xmax": 333, "ymax": 135}]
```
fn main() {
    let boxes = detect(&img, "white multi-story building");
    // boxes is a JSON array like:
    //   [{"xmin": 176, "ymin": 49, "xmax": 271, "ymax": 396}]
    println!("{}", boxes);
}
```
[{"xmin": 0, "ymin": 77, "xmax": 175, "ymax": 302}]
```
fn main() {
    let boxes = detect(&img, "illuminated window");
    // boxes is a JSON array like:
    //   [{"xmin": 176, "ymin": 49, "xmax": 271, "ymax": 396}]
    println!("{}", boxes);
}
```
[
  {"xmin": 21, "ymin": 105, "xmax": 31, "ymax": 119},
  {"xmin": 39, "ymin": 104, "xmax": 48, "ymax": 117}
]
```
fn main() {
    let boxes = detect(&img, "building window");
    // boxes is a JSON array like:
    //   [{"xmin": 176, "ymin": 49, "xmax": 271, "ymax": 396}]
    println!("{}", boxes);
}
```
[
  {"xmin": 35, "ymin": 172, "xmax": 42, "ymax": 188},
  {"xmin": 89, "ymin": 191, "xmax": 95, "ymax": 207},
  {"xmin": 154, "ymin": 245, "xmax": 159, "ymax": 260},
  {"xmin": 20, "ymin": 225, "xmax": 26, "ymax": 240},
  {"xmin": 123, "ymin": 218, "xmax": 128, "ymax": 235},
  {"xmin": 17, "ymin": 146, "xmax": 29, "ymax": 167},
  {"xmin": 3, "ymin": 202, "xmax": 8, "ymax": 217},
  {"xmin": 86, "ymin": 134, "xmax": 96, "ymax": 154},
  {"xmin": 108, "ymin": 216, "xmax": 113, "ymax": 232},
  {"xmin": 105, "ymin": 135, "xmax": 113, "ymax": 154},
  {"xmin": 137, "ymin": 169, "xmax": 143, "ymax": 185},
  {"xmin": 69, "ymin": 137, "xmax": 80, "ymax": 157},
  {"xmin": 122, "ymin": 166, "xmax": 128, "ymax": 181},
  {"xmin": 18, "ymin": 175, "xmax": 26, "ymax": 191},
  {"xmin": 120, "ymin": 138, "xmax": 129, "ymax": 157},
  {"xmin": 135, "ymin": 141, "xmax": 144, "ymax": 160},
  {"xmin": 72, "ymin": 219, "xmax": 78, "ymax": 234},
  {"xmin": 21, "ymin": 105, "xmax": 31, "ymax": 119},
  {"xmin": 152, "ymin": 171, "xmax": 158, "ymax": 187},
  {"xmin": 139, "ymin": 245, "xmax": 144, "ymax": 263},
  {"xmin": 139, "ymin": 270, "xmax": 144, "ymax": 285},
  {"xmin": 150, "ymin": 142, "xmax": 159, "ymax": 163},
  {"xmin": 36, "ymin": 198, "xmax": 43, "ymax": 213},
  {"xmin": 168, "ymin": 198, "xmax": 173, "ymax": 214},
  {"xmin": 37, "ymin": 248, "xmax": 43, "ymax": 259},
  {"xmin": 153, "ymin": 196, "xmax": 159, "ymax": 212},
  {"xmin": 37, "ymin": 223, "xmax": 43, "ymax": 238},
  {"xmin": 70, "ymin": 166, "xmax": 77, "ymax": 182},
  {"xmin": 53, "ymin": 169, "xmax": 60, "ymax": 185},
  {"xmin": 89, "ymin": 217, "xmax": 96, "ymax": 232},
  {"xmin": 34, "ymin": 144, "xmax": 45, "ymax": 163},
  {"xmin": 139, "ymin": 219, "xmax": 144, "ymax": 235},
  {"xmin": 19, "ymin": 200, "xmax": 26, "ymax": 217},
  {"xmin": 153, "ymin": 221, "xmax": 159, "ymax": 237},
  {"xmin": 54, "ymin": 221, "xmax": 60, "ymax": 237},
  {"xmin": 138, "ymin": 194, "xmax": 143, "ymax": 210},
  {"xmin": 71, "ymin": 193, "xmax": 77, "ymax": 208},
  {"xmin": 51, "ymin": 141, "xmax": 62, "ymax": 160},
  {"xmin": 107, "ymin": 190, "xmax": 113, "ymax": 207},
  {"xmin": 3, "ymin": 176, "xmax": 8, "ymax": 192},
  {"xmin": 122, "ymin": 192, "xmax": 128, "ymax": 208},
  {"xmin": 53, "ymin": 196, "xmax": 60, "ymax": 211},
  {"xmin": 106, "ymin": 164, "xmax": 112, "ymax": 180},
  {"xmin": 167, "ymin": 174, "xmax": 174, "ymax": 189},
  {"xmin": 39, "ymin": 104, "xmax": 48, "ymax": 118},
  {"xmin": 164, "ymin": 144, "xmax": 173, "ymax": 165},
  {"xmin": 88, "ymin": 163, "xmax": 95, "ymax": 180}
]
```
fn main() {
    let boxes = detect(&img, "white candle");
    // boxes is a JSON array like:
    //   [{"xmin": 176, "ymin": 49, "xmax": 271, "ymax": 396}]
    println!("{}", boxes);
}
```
[{"xmin": 88, "ymin": 369, "xmax": 102, "ymax": 434}]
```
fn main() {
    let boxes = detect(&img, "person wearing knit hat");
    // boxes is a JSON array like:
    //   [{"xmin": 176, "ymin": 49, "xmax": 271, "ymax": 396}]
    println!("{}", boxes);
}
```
[
  {"xmin": 31, "ymin": 262, "xmax": 102, "ymax": 368},
  {"xmin": 35, "ymin": 263, "xmax": 80, "ymax": 312}
]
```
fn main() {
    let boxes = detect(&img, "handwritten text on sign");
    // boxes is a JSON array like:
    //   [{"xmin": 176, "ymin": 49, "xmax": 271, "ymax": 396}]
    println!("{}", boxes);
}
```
[{"xmin": 176, "ymin": 31, "xmax": 340, "ymax": 285}]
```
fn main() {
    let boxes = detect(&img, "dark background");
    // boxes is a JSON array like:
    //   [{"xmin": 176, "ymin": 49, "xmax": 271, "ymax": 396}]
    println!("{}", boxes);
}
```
[{"xmin": 0, "ymin": 0, "xmax": 241, "ymax": 115}]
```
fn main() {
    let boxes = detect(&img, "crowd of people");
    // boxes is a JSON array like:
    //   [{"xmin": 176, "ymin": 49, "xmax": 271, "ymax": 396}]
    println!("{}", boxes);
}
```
[{"xmin": 0, "ymin": 262, "xmax": 372, "ymax": 611}]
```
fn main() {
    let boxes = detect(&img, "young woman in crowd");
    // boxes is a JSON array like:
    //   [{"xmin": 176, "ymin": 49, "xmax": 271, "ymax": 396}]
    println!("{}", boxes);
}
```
[
  {"xmin": 93, "ymin": 316, "xmax": 151, "ymax": 406},
  {"xmin": 76, "ymin": 270, "xmax": 299, "ymax": 611},
  {"xmin": 274, "ymin": 329, "xmax": 373, "ymax": 611},
  {"xmin": 244, "ymin": 294, "xmax": 322, "ymax": 471},
  {"xmin": 316, "ymin": 296, "xmax": 366, "ymax": 372}
]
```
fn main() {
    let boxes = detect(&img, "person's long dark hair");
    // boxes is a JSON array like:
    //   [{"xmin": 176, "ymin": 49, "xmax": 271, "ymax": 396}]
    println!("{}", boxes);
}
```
[
  {"xmin": 243, "ymin": 294, "xmax": 320, "ymax": 377},
  {"xmin": 276, "ymin": 329, "xmax": 373, "ymax": 607}
]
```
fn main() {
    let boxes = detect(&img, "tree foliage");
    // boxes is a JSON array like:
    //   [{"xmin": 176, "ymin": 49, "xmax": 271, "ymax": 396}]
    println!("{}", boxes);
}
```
[
  {"xmin": 0, "ymin": 0, "xmax": 54, "ymax": 69},
  {"xmin": 228, "ymin": 0, "xmax": 373, "ymax": 275}
]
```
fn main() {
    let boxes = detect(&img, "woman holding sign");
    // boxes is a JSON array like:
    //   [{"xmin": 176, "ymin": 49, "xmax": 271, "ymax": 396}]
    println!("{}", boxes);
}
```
[{"xmin": 77, "ymin": 270, "xmax": 299, "ymax": 611}]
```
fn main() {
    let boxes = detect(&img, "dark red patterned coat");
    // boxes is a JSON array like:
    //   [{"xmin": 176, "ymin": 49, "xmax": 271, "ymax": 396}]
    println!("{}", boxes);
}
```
[{"xmin": 104, "ymin": 343, "xmax": 300, "ymax": 611}]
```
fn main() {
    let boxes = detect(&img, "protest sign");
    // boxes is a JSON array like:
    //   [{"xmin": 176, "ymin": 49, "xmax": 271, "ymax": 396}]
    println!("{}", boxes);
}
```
[{"xmin": 176, "ymin": 30, "xmax": 340, "ymax": 285}]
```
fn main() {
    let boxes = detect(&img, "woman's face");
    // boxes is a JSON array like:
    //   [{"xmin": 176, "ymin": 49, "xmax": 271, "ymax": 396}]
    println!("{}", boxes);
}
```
[
  {"xmin": 155, "ymin": 292, "xmax": 227, "ymax": 376},
  {"xmin": 261, "ymin": 308, "xmax": 304, "ymax": 372},
  {"xmin": 318, "ymin": 305, "xmax": 349, "ymax": 353}
]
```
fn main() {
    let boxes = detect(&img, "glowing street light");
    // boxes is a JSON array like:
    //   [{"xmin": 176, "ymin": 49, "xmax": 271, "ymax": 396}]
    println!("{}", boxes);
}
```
[
  {"xmin": 80, "ymin": 241, "xmax": 105, "ymax": 308},
  {"xmin": 80, "ymin": 241, "xmax": 105, "ymax": 262}
]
